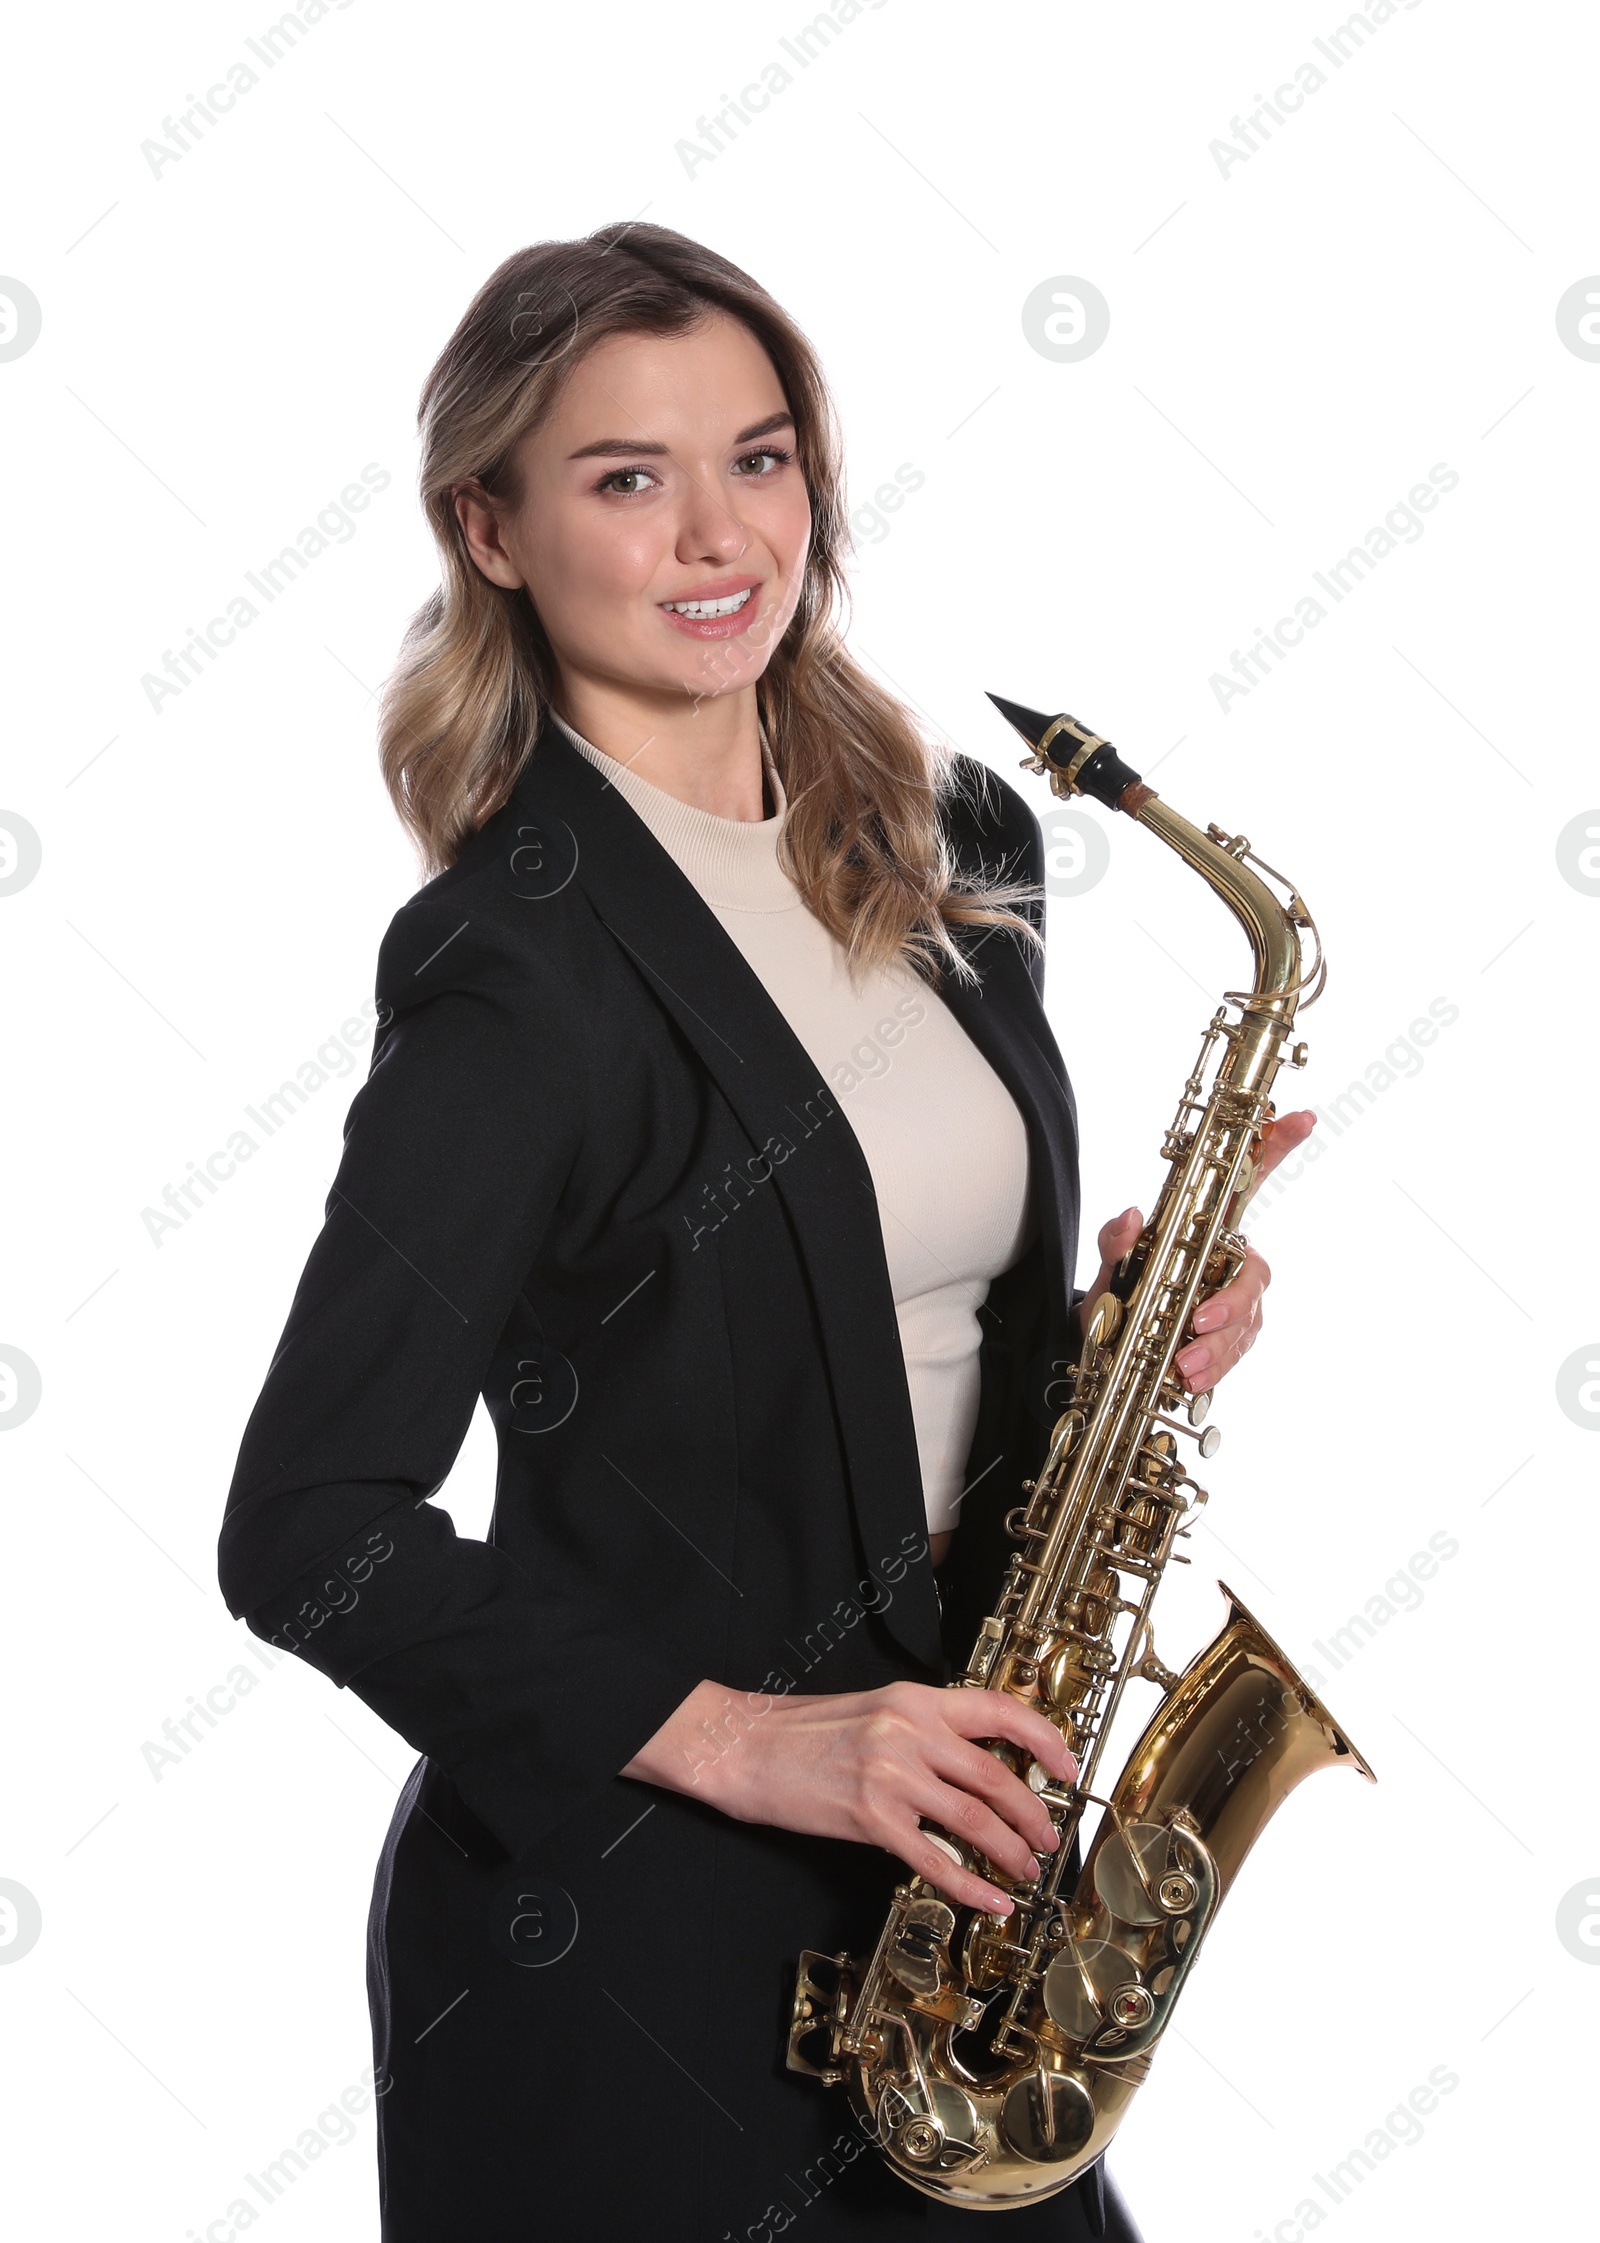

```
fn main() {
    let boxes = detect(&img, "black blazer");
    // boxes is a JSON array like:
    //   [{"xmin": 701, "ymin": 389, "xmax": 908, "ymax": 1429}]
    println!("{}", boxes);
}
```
[{"xmin": 217, "ymin": 714, "xmax": 1111, "ymax": 2243}]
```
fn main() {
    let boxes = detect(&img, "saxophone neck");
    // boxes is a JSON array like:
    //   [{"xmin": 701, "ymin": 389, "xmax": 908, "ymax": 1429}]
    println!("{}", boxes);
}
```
[
  {"xmin": 984, "ymin": 695, "xmax": 1324, "ymax": 1029},
  {"xmin": 1128, "ymin": 792, "xmax": 1313, "ymax": 1022}
]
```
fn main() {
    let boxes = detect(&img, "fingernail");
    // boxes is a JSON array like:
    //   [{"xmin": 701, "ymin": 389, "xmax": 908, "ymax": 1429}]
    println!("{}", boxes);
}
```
[{"xmin": 985, "ymin": 1889, "xmax": 1013, "ymax": 1916}]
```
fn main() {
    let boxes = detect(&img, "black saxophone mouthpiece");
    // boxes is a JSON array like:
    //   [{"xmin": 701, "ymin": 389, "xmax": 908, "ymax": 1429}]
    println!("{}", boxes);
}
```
[{"xmin": 986, "ymin": 692, "xmax": 1147, "ymax": 812}]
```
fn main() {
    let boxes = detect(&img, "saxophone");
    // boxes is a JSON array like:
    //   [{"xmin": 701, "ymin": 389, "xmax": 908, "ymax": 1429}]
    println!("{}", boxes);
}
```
[{"xmin": 787, "ymin": 698, "xmax": 1375, "ymax": 2209}]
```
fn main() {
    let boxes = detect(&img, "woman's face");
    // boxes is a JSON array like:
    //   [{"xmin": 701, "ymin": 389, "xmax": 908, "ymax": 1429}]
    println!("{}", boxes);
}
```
[{"xmin": 458, "ymin": 311, "xmax": 813, "ymax": 713}]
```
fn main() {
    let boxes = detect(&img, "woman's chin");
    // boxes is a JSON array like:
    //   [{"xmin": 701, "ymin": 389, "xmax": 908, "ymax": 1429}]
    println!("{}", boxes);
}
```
[{"xmin": 611, "ymin": 651, "xmax": 771, "ymax": 708}]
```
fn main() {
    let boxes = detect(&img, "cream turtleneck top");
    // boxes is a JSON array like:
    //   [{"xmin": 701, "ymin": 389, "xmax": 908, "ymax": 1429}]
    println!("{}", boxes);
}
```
[{"xmin": 553, "ymin": 713, "xmax": 1034, "ymax": 1536}]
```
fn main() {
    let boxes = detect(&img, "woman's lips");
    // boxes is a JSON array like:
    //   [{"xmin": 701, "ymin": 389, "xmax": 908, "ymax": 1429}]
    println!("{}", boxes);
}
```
[{"xmin": 657, "ymin": 577, "xmax": 763, "ymax": 640}]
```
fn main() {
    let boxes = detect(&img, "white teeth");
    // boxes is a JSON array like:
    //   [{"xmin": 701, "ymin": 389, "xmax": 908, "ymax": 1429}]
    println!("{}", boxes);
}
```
[{"xmin": 664, "ymin": 588, "xmax": 753, "ymax": 618}]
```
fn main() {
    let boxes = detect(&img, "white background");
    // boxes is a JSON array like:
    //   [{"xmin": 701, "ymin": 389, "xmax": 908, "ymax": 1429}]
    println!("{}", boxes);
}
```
[{"xmin": 2, "ymin": 2, "xmax": 1595, "ymax": 2237}]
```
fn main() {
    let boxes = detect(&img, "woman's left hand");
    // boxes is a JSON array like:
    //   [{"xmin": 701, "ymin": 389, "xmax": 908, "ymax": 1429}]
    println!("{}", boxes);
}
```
[{"xmin": 1076, "ymin": 1109, "xmax": 1317, "ymax": 1393}]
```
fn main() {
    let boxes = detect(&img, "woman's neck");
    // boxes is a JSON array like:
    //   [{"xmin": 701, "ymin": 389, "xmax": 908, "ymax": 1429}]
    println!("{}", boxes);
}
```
[{"xmin": 551, "ymin": 673, "xmax": 768, "ymax": 822}]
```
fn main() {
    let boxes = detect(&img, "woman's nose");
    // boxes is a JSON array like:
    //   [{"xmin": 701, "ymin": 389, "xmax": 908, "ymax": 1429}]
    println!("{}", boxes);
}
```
[{"xmin": 675, "ymin": 477, "xmax": 753, "ymax": 564}]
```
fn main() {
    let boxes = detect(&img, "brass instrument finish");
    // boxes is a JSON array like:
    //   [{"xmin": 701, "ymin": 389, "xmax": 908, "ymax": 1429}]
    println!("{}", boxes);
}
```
[{"xmin": 787, "ymin": 699, "xmax": 1375, "ymax": 2208}]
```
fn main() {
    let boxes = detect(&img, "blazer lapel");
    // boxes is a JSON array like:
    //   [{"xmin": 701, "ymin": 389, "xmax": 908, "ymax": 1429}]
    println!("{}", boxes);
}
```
[{"xmin": 505, "ymin": 721, "xmax": 1077, "ymax": 1673}]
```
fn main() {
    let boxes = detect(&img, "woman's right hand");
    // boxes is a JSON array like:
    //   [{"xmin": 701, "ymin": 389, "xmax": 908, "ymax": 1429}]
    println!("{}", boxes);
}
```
[{"xmin": 622, "ymin": 1677, "xmax": 1079, "ymax": 1917}]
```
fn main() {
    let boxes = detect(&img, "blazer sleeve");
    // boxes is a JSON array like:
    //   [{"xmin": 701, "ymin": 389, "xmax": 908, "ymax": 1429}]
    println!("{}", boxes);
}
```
[{"xmin": 216, "ymin": 896, "xmax": 703, "ymax": 1861}]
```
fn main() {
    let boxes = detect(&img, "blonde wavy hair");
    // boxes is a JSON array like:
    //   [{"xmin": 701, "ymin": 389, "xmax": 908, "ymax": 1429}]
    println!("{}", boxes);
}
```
[{"xmin": 379, "ymin": 221, "xmax": 1040, "ymax": 986}]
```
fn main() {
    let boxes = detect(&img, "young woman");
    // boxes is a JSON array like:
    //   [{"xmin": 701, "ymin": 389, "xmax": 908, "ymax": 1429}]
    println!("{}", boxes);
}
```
[{"xmin": 218, "ymin": 223, "xmax": 1310, "ymax": 2242}]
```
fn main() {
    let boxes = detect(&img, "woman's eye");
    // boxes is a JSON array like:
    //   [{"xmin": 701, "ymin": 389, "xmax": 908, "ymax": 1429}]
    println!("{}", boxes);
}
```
[
  {"xmin": 734, "ymin": 446, "xmax": 793, "ymax": 477},
  {"xmin": 598, "ymin": 467, "xmax": 654, "ymax": 496}
]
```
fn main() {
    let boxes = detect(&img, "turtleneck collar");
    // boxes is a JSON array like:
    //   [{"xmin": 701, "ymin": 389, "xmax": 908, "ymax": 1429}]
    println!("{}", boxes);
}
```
[{"xmin": 549, "ymin": 710, "xmax": 799, "ymax": 915}]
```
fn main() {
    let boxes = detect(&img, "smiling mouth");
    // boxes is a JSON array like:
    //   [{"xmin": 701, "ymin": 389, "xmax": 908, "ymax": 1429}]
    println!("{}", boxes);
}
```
[{"xmin": 661, "ymin": 588, "xmax": 754, "ymax": 619}]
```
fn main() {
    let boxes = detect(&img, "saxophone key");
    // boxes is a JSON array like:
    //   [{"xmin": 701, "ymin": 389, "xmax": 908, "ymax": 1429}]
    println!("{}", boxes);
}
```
[
  {"xmin": 998, "ymin": 2066, "xmax": 1097, "ymax": 2165},
  {"xmin": 1041, "ymin": 1934, "xmax": 1150, "ymax": 2041},
  {"xmin": 886, "ymin": 1894, "xmax": 958, "ymax": 1998},
  {"xmin": 881, "ymin": 2078, "xmax": 987, "ymax": 2171},
  {"xmin": 1091, "ymin": 1819, "xmax": 1207, "ymax": 1928}
]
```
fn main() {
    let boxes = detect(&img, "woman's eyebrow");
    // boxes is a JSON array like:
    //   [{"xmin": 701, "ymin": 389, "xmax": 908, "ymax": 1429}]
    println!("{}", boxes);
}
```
[
  {"xmin": 566, "ymin": 410, "xmax": 796, "ymax": 462},
  {"xmin": 731, "ymin": 411, "xmax": 795, "ymax": 444}
]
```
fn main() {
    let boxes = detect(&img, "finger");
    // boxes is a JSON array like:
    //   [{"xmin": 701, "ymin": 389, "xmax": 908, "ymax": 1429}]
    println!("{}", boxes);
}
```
[
  {"xmin": 884, "ymin": 1691, "xmax": 1072, "ymax": 1855},
  {"xmin": 1094, "ymin": 1205, "xmax": 1142, "ymax": 1274},
  {"xmin": 886, "ymin": 1816, "xmax": 1019, "ymax": 1917},
  {"xmin": 1190, "ymin": 1261, "xmax": 1267, "ymax": 1336},
  {"xmin": 1253, "ymin": 1109, "xmax": 1315, "ymax": 1185},
  {"xmin": 1085, "ymin": 1210, "xmax": 1143, "ymax": 1339},
  {"xmin": 918, "ymin": 1774, "xmax": 1055, "ymax": 1886},
  {"xmin": 920, "ymin": 1729, "xmax": 1064, "ymax": 1854},
  {"xmin": 1177, "ymin": 1294, "xmax": 1262, "ymax": 1387},
  {"xmin": 1180, "ymin": 1252, "xmax": 1269, "ymax": 1383},
  {"xmin": 898, "ymin": 1772, "xmax": 1050, "ymax": 1886},
  {"xmin": 938, "ymin": 1689, "xmax": 1078, "ymax": 1784},
  {"xmin": 925, "ymin": 1737, "xmax": 1073, "ymax": 1859}
]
